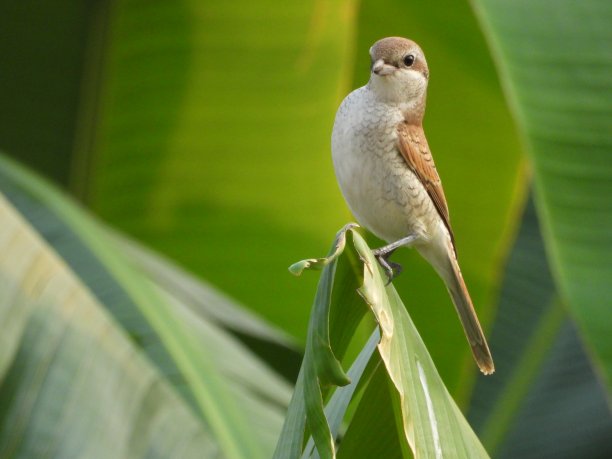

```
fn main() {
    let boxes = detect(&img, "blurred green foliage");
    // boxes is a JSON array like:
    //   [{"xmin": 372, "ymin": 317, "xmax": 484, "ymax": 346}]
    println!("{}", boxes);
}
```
[
  {"xmin": 0, "ymin": 0, "xmax": 524, "ymax": 395},
  {"xmin": 0, "ymin": 0, "xmax": 610, "ymax": 457}
]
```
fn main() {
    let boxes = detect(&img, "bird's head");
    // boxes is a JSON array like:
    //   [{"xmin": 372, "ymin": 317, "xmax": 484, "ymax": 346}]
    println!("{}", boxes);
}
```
[{"xmin": 368, "ymin": 37, "xmax": 429, "ymax": 105}]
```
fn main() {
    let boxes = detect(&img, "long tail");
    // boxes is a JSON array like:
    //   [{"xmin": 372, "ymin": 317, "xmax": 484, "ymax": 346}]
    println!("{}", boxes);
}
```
[
  {"xmin": 444, "ymin": 253, "xmax": 495, "ymax": 374},
  {"xmin": 420, "ymin": 238, "xmax": 495, "ymax": 375}
]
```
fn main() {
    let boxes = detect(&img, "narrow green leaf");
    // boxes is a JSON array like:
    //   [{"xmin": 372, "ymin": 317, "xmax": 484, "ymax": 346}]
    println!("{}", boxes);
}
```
[
  {"xmin": 303, "ymin": 227, "xmax": 354, "ymax": 459},
  {"xmin": 274, "ymin": 225, "xmax": 367, "ymax": 459},
  {"xmin": 109, "ymin": 230, "xmax": 299, "ymax": 352},
  {"xmin": 289, "ymin": 224, "xmax": 359, "ymax": 277},
  {"xmin": 274, "ymin": 368, "xmax": 308, "ymax": 459},
  {"xmin": 302, "ymin": 329, "xmax": 380, "ymax": 459},
  {"xmin": 307, "ymin": 226, "xmax": 356, "ymax": 388}
]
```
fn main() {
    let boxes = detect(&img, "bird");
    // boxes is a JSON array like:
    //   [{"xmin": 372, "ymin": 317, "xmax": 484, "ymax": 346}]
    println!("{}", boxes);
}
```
[{"xmin": 331, "ymin": 36, "xmax": 494, "ymax": 375}]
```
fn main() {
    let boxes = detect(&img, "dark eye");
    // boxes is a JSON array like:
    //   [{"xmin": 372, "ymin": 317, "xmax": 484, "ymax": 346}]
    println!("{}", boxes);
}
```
[{"xmin": 403, "ymin": 54, "xmax": 415, "ymax": 66}]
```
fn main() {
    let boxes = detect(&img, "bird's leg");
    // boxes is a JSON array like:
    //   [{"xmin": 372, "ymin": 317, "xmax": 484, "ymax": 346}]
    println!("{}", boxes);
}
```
[
  {"xmin": 372, "ymin": 234, "xmax": 419, "ymax": 284},
  {"xmin": 373, "ymin": 250, "xmax": 401, "ymax": 285}
]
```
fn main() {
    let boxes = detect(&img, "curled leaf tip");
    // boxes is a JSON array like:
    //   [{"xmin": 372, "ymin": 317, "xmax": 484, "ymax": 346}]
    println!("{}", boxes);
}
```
[
  {"xmin": 337, "ymin": 222, "xmax": 360, "ymax": 234},
  {"xmin": 288, "ymin": 223, "xmax": 361, "ymax": 277},
  {"xmin": 288, "ymin": 259, "xmax": 314, "ymax": 276}
]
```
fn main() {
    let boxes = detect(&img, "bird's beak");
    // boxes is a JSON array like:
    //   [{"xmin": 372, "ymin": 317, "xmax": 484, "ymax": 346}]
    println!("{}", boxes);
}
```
[{"xmin": 372, "ymin": 59, "xmax": 396, "ymax": 76}]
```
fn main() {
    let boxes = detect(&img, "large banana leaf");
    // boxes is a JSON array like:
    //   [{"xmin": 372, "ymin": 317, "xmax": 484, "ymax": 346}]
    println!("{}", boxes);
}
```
[
  {"xmin": 79, "ymin": 0, "xmax": 357, "ymax": 343},
  {"xmin": 0, "ymin": 194, "xmax": 216, "ymax": 458},
  {"xmin": 472, "ymin": 0, "xmax": 612, "ymax": 391},
  {"xmin": 0, "ymin": 153, "xmax": 294, "ymax": 458},
  {"xmin": 468, "ymin": 197, "xmax": 612, "ymax": 458}
]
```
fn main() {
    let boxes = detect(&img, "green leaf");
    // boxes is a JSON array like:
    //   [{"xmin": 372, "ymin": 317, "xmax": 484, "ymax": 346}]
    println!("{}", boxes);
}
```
[
  {"xmin": 468, "ymin": 197, "xmax": 612, "ymax": 458},
  {"xmin": 277, "ymin": 227, "xmax": 490, "ymax": 458},
  {"xmin": 471, "ymin": 0, "xmax": 612, "ymax": 391},
  {"xmin": 277, "ymin": 225, "xmax": 357, "ymax": 459},
  {"xmin": 302, "ymin": 329, "xmax": 380, "ymax": 459},
  {"xmin": 289, "ymin": 224, "xmax": 359, "ymax": 278},
  {"xmin": 273, "ymin": 369, "xmax": 308, "ymax": 459},
  {"xmin": 108, "ymin": 230, "xmax": 303, "ymax": 381},
  {"xmin": 78, "ymin": 0, "xmax": 359, "ymax": 343},
  {"xmin": 274, "ymin": 226, "xmax": 368, "ymax": 459},
  {"xmin": 0, "ymin": 153, "xmax": 292, "ymax": 458},
  {"xmin": 0, "ymin": 194, "xmax": 216, "ymax": 458},
  {"xmin": 353, "ymin": 232, "xmax": 490, "ymax": 458}
]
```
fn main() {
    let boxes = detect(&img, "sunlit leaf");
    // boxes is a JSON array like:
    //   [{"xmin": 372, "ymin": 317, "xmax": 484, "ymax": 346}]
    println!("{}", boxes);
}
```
[
  {"xmin": 353, "ymin": 232, "xmax": 490, "ymax": 458},
  {"xmin": 276, "ymin": 227, "xmax": 489, "ymax": 458},
  {"xmin": 80, "ymin": 0, "xmax": 359, "ymax": 343}
]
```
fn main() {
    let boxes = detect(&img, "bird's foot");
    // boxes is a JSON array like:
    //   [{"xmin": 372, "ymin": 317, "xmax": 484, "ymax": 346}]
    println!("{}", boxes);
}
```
[
  {"xmin": 374, "ymin": 254, "xmax": 403, "ymax": 285},
  {"xmin": 372, "ymin": 234, "xmax": 418, "ymax": 285}
]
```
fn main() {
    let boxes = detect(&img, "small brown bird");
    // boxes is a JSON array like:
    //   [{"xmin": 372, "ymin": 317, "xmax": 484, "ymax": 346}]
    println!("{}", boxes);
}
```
[{"xmin": 331, "ymin": 37, "xmax": 494, "ymax": 374}]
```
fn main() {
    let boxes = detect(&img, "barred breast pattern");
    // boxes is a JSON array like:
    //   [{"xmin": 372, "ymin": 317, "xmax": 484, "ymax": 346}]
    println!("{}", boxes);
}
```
[{"xmin": 332, "ymin": 86, "xmax": 439, "ymax": 244}]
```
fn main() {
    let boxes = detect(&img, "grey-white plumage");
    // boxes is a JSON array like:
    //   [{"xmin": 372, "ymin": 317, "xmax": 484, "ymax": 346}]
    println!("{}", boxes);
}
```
[{"xmin": 332, "ymin": 86, "xmax": 440, "ymax": 246}]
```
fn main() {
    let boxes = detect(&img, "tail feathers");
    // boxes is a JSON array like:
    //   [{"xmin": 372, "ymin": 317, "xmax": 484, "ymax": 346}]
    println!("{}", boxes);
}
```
[{"xmin": 445, "ymin": 254, "xmax": 495, "ymax": 375}]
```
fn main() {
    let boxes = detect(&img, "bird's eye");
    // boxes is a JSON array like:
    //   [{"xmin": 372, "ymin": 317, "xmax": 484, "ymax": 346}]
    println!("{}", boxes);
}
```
[{"xmin": 403, "ymin": 54, "xmax": 415, "ymax": 67}]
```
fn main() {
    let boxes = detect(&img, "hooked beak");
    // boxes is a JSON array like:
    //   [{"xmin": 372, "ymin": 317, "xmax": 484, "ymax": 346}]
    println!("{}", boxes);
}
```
[{"xmin": 372, "ymin": 59, "xmax": 396, "ymax": 76}]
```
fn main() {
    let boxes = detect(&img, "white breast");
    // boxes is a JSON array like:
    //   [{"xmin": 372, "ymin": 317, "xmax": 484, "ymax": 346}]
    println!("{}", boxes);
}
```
[{"xmin": 331, "ymin": 86, "xmax": 439, "ymax": 244}]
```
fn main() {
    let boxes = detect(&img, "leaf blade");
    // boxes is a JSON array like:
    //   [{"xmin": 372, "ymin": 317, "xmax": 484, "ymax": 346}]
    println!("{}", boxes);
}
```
[
  {"xmin": 471, "ymin": 0, "xmax": 612, "ymax": 392},
  {"xmin": 0, "ymin": 194, "xmax": 216, "ymax": 459}
]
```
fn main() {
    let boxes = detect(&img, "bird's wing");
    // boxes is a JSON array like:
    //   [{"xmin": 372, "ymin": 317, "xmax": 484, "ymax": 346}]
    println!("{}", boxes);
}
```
[{"xmin": 396, "ymin": 122, "xmax": 454, "ymax": 243}]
